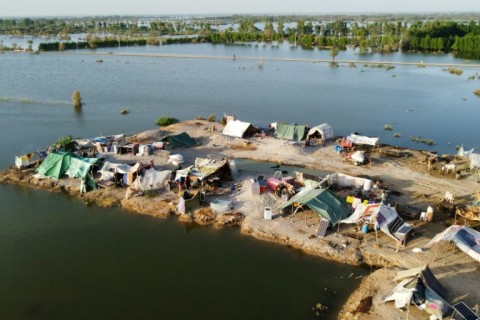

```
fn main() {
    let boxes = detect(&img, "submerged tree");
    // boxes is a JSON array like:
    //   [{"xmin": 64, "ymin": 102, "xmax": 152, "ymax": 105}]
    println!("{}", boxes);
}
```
[
  {"xmin": 330, "ymin": 46, "xmax": 339, "ymax": 61},
  {"xmin": 72, "ymin": 90, "xmax": 82, "ymax": 108}
]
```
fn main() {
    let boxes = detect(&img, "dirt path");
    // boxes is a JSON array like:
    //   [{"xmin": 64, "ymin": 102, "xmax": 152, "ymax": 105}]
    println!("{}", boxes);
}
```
[{"xmin": 47, "ymin": 51, "xmax": 480, "ymax": 68}]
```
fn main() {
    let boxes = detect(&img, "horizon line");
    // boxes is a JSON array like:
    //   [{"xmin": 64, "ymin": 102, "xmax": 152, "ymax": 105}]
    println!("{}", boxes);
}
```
[{"xmin": 1, "ymin": 11, "xmax": 480, "ymax": 19}]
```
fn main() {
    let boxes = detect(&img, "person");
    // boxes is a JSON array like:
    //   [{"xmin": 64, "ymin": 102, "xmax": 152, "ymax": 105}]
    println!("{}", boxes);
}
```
[
  {"xmin": 233, "ymin": 54, "xmax": 236, "ymax": 60},
  {"xmin": 381, "ymin": 190, "xmax": 387, "ymax": 203}
]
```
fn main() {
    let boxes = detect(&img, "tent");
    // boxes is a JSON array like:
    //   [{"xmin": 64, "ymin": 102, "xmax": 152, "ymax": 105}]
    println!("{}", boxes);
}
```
[
  {"xmin": 346, "ymin": 133, "xmax": 379, "ymax": 146},
  {"xmin": 131, "ymin": 168, "xmax": 171, "ymax": 192},
  {"xmin": 35, "ymin": 151, "xmax": 99, "ymax": 193},
  {"xmin": 342, "ymin": 203, "xmax": 412, "ymax": 243},
  {"xmin": 306, "ymin": 123, "xmax": 334, "ymax": 141},
  {"xmin": 175, "ymin": 158, "xmax": 230, "ymax": 182},
  {"xmin": 222, "ymin": 120, "xmax": 257, "ymax": 138},
  {"xmin": 126, "ymin": 168, "xmax": 172, "ymax": 199},
  {"xmin": 426, "ymin": 225, "xmax": 480, "ymax": 263},
  {"xmin": 161, "ymin": 132, "xmax": 197, "ymax": 149},
  {"xmin": 383, "ymin": 266, "xmax": 449, "ymax": 319},
  {"xmin": 278, "ymin": 188, "xmax": 350, "ymax": 225},
  {"xmin": 274, "ymin": 123, "xmax": 307, "ymax": 142},
  {"xmin": 36, "ymin": 151, "xmax": 72, "ymax": 179}
]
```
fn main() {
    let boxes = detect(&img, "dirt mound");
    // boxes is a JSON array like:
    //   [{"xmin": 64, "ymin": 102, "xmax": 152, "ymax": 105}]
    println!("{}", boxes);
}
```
[{"xmin": 214, "ymin": 211, "xmax": 245, "ymax": 229}]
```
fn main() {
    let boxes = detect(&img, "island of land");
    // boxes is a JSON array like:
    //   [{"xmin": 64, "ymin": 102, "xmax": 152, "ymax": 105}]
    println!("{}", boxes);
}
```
[{"xmin": 1, "ymin": 119, "xmax": 479, "ymax": 320}]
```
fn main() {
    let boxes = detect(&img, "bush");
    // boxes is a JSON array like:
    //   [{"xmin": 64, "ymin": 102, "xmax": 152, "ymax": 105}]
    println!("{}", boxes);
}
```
[
  {"xmin": 393, "ymin": 133, "xmax": 401, "ymax": 138},
  {"xmin": 156, "ymin": 116, "xmax": 179, "ymax": 126},
  {"xmin": 474, "ymin": 89, "xmax": 480, "ymax": 96},
  {"xmin": 195, "ymin": 115, "xmax": 206, "ymax": 120},
  {"xmin": 384, "ymin": 124, "xmax": 393, "ymax": 131},
  {"xmin": 207, "ymin": 114, "xmax": 216, "ymax": 122},
  {"xmin": 72, "ymin": 90, "xmax": 82, "ymax": 108},
  {"xmin": 53, "ymin": 135, "xmax": 75, "ymax": 151}
]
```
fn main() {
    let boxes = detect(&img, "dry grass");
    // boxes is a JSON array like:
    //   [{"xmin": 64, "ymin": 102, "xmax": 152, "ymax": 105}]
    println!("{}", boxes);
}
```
[{"xmin": 230, "ymin": 143, "xmax": 258, "ymax": 151}]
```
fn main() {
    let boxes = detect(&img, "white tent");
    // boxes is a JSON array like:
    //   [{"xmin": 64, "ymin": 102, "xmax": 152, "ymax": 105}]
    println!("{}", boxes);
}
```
[
  {"xmin": 131, "ymin": 168, "xmax": 171, "ymax": 191},
  {"xmin": 346, "ymin": 133, "xmax": 379, "ymax": 146},
  {"xmin": 306, "ymin": 123, "xmax": 334, "ymax": 141},
  {"xmin": 222, "ymin": 120, "xmax": 256, "ymax": 138}
]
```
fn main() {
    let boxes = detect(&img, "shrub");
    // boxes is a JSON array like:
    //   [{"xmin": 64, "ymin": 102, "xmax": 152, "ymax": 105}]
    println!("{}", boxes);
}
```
[
  {"xmin": 448, "ymin": 67, "xmax": 463, "ymax": 75},
  {"xmin": 410, "ymin": 135, "xmax": 436, "ymax": 146},
  {"xmin": 393, "ymin": 133, "xmax": 401, "ymax": 138},
  {"xmin": 195, "ymin": 115, "xmax": 206, "ymax": 120},
  {"xmin": 156, "ymin": 116, "xmax": 179, "ymax": 126},
  {"xmin": 72, "ymin": 90, "xmax": 82, "ymax": 108},
  {"xmin": 384, "ymin": 124, "xmax": 393, "ymax": 131},
  {"xmin": 207, "ymin": 114, "xmax": 216, "ymax": 122},
  {"xmin": 474, "ymin": 89, "xmax": 480, "ymax": 96},
  {"xmin": 53, "ymin": 135, "xmax": 75, "ymax": 151}
]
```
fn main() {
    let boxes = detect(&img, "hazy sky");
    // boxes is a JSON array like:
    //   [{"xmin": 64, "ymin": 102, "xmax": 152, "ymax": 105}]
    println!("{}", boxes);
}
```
[{"xmin": 2, "ymin": 0, "xmax": 479, "ymax": 17}]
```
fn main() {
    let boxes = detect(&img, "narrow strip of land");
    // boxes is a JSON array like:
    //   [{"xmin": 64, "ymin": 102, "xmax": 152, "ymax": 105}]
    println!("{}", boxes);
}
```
[{"xmin": 46, "ymin": 51, "xmax": 480, "ymax": 68}]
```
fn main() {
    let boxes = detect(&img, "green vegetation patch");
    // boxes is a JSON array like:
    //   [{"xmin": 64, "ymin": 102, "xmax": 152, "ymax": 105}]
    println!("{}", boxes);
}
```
[{"xmin": 156, "ymin": 116, "xmax": 179, "ymax": 126}]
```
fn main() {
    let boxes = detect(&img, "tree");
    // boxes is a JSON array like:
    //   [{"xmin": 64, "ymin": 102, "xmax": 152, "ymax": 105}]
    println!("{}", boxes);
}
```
[
  {"xmin": 72, "ymin": 90, "xmax": 82, "ymax": 108},
  {"xmin": 277, "ymin": 22, "xmax": 284, "ymax": 36},
  {"xmin": 27, "ymin": 39, "xmax": 33, "ymax": 52},
  {"xmin": 330, "ymin": 45, "xmax": 339, "ymax": 61}
]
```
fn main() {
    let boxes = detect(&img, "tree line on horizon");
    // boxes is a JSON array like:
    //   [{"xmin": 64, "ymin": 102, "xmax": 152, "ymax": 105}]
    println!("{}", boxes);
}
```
[{"xmin": 2, "ymin": 15, "xmax": 479, "ymax": 58}]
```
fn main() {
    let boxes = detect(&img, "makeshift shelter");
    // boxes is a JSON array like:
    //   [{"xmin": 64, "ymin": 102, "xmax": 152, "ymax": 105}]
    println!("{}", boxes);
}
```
[
  {"xmin": 35, "ymin": 151, "xmax": 99, "ymax": 193},
  {"xmin": 65, "ymin": 156, "xmax": 99, "ymax": 192},
  {"xmin": 36, "ymin": 151, "xmax": 72, "ymax": 179},
  {"xmin": 345, "ymin": 133, "xmax": 379, "ymax": 146},
  {"xmin": 222, "ymin": 120, "xmax": 257, "ymax": 138},
  {"xmin": 306, "ymin": 123, "xmax": 334, "ymax": 141},
  {"xmin": 383, "ymin": 266, "xmax": 449, "ymax": 319},
  {"xmin": 324, "ymin": 172, "xmax": 370, "ymax": 190},
  {"xmin": 426, "ymin": 225, "xmax": 480, "ymax": 263},
  {"xmin": 274, "ymin": 123, "xmax": 307, "ymax": 142},
  {"xmin": 175, "ymin": 158, "xmax": 230, "ymax": 188},
  {"xmin": 129, "ymin": 168, "xmax": 171, "ymax": 191},
  {"xmin": 161, "ymin": 132, "xmax": 197, "ymax": 149},
  {"xmin": 343, "ymin": 203, "xmax": 412, "ymax": 244},
  {"xmin": 125, "ymin": 168, "xmax": 172, "ymax": 199},
  {"xmin": 278, "ymin": 188, "xmax": 350, "ymax": 225}
]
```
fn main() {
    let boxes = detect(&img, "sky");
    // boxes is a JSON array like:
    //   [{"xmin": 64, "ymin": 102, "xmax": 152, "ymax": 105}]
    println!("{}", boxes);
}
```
[{"xmin": 1, "ymin": 0, "xmax": 479, "ymax": 17}]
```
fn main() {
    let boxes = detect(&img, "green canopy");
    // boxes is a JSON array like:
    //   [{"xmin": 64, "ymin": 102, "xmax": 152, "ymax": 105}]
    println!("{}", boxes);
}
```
[
  {"xmin": 274, "ymin": 123, "xmax": 307, "ymax": 142},
  {"xmin": 278, "ymin": 188, "xmax": 350, "ymax": 225},
  {"xmin": 36, "ymin": 151, "xmax": 72, "ymax": 179},
  {"xmin": 162, "ymin": 132, "xmax": 197, "ymax": 149}
]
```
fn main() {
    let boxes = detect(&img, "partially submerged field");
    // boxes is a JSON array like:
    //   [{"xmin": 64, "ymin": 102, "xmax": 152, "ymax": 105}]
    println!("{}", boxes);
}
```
[{"xmin": 1, "ymin": 120, "xmax": 479, "ymax": 319}]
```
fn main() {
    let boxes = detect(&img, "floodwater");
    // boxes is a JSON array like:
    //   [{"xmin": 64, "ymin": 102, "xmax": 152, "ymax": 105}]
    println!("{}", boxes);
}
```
[{"xmin": 0, "ymin": 42, "xmax": 479, "ymax": 319}]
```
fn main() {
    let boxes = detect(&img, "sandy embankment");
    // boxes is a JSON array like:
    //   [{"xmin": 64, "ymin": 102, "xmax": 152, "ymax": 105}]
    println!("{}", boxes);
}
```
[{"xmin": 1, "ymin": 120, "xmax": 479, "ymax": 319}]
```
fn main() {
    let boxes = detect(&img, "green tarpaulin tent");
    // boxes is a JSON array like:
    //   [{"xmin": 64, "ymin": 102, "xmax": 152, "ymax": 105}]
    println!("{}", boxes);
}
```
[
  {"xmin": 36, "ymin": 151, "xmax": 99, "ymax": 192},
  {"xmin": 278, "ymin": 188, "xmax": 350, "ymax": 225},
  {"xmin": 274, "ymin": 123, "xmax": 307, "ymax": 142},
  {"xmin": 36, "ymin": 151, "xmax": 72, "ymax": 179},
  {"xmin": 162, "ymin": 132, "xmax": 197, "ymax": 149}
]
